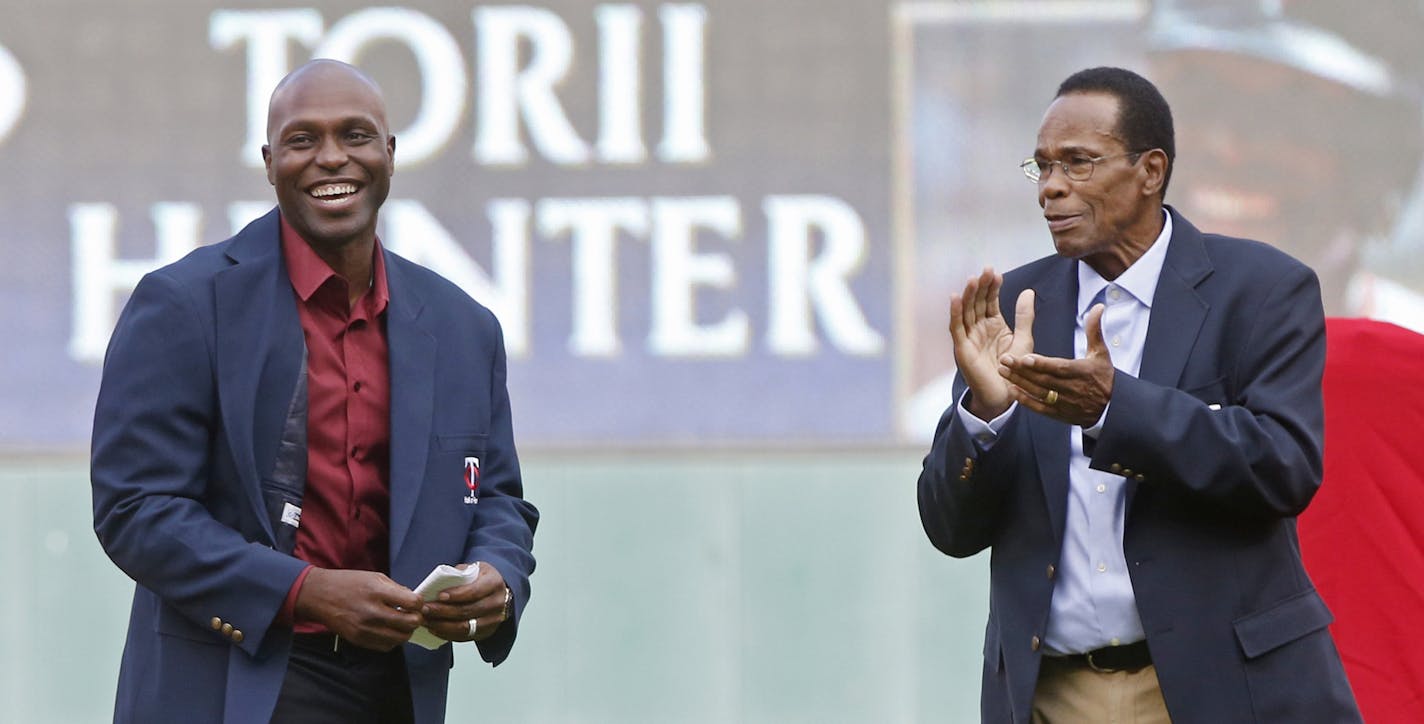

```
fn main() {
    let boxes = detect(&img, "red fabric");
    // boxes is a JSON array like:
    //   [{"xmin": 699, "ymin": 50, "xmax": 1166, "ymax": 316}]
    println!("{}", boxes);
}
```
[
  {"xmin": 1301, "ymin": 317, "xmax": 1424, "ymax": 722},
  {"xmin": 278, "ymin": 217, "xmax": 393, "ymax": 632}
]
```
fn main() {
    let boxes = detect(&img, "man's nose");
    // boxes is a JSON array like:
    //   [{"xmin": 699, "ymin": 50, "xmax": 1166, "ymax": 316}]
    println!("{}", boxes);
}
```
[
  {"xmin": 315, "ymin": 136, "xmax": 348, "ymax": 170},
  {"xmin": 1038, "ymin": 166, "xmax": 1070, "ymax": 205}
]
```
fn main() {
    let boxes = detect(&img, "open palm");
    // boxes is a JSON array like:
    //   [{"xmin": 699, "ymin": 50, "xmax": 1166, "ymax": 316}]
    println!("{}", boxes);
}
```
[{"xmin": 948, "ymin": 268, "xmax": 1035, "ymax": 420}]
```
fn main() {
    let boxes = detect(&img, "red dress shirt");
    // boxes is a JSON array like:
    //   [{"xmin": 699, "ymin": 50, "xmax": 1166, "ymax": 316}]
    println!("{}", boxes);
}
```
[{"xmin": 278, "ymin": 218, "xmax": 393, "ymax": 631}]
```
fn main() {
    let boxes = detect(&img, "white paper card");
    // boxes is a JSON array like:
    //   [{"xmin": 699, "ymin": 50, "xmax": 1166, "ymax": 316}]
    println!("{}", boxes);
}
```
[{"xmin": 408, "ymin": 563, "xmax": 480, "ymax": 650}]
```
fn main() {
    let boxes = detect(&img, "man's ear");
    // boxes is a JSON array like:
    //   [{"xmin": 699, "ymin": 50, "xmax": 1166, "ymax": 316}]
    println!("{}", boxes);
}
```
[
  {"xmin": 387, "ymin": 134, "xmax": 396, "ymax": 175},
  {"xmin": 262, "ymin": 144, "xmax": 275, "ymax": 186},
  {"xmin": 1140, "ymin": 148, "xmax": 1168, "ymax": 197}
]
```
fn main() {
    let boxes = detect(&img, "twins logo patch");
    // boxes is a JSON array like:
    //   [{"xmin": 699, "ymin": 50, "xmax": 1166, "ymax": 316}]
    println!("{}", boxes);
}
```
[{"xmin": 463, "ymin": 456, "xmax": 480, "ymax": 505}]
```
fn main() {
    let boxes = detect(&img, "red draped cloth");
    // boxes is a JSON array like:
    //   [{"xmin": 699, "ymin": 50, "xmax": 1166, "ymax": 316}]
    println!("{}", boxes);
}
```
[{"xmin": 1300, "ymin": 317, "xmax": 1424, "ymax": 722}]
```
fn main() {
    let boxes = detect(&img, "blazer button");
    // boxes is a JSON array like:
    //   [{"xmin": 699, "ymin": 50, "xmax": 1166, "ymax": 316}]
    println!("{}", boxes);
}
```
[
  {"xmin": 210, "ymin": 617, "xmax": 223, "ymax": 631},
  {"xmin": 231, "ymin": 630, "xmax": 244, "ymax": 643},
  {"xmin": 1031, "ymin": 635, "xmax": 1041, "ymax": 652},
  {"xmin": 1109, "ymin": 463, "xmax": 1123, "ymax": 474},
  {"xmin": 1134, "ymin": 474, "xmax": 1146, "ymax": 482},
  {"xmin": 221, "ymin": 623, "xmax": 234, "ymax": 636},
  {"xmin": 1046, "ymin": 564, "xmax": 1056, "ymax": 580}
]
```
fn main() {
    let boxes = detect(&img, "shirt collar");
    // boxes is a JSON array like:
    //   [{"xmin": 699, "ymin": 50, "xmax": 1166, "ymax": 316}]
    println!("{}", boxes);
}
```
[
  {"xmin": 279, "ymin": 215, "xmax": 390, "ymax": 314},
  {"xmin": 1076, "ymin": 209, "xmax": 1172, "ymax": 319}
]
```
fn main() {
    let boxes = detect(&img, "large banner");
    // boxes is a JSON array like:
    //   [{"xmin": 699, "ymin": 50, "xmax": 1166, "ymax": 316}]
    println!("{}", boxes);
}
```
[{"xmin": 3, "ymin": 1, "xmax": 1421, "ymax": 449}]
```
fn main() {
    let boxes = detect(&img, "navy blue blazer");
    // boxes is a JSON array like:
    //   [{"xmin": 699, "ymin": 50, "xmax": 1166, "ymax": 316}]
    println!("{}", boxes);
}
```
[
  {"xmin": 918, "ymin": 208, "xmax": 1360, "ymax": 722},
  {"xmin": 91, "ymin": 208, "xmax": 538, "ymax": 724}
]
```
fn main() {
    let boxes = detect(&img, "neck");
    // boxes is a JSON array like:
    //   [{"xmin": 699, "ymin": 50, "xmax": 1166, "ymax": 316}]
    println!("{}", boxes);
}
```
[
  {"xmin": 1086, "ymin": 205, "xmax": 1165, "ymax": 280},
  {"xmin": 309, "ymin": 236, "xmax": 375, "ymax": 308}
]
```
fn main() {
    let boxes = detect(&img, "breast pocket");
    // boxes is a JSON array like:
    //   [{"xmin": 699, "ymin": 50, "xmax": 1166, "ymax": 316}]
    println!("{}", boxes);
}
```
[{"xmin": 435, "ymin": 433, "xmax": 488, "ymax": 506}]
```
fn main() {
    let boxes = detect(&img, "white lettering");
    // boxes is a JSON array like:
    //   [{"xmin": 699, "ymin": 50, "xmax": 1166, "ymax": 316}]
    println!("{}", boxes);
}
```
[
  {"xmin": 648, "ymin": 197, "xmax": 746, "ymax": 356},
  {"xmin": 315, "ymin": 8, "xmax": 466, "ymax": 167},
  {"xmin": 657, "ymin": 4, "xmax": 710, "ymax": 163},
  {"xmin": 473, "ymin": 6, "xmax": 589, "ymax": 166},
  {"xmin": 765, "ymin": 195, "xmax": 884, "ymax": 356},
  {"xmin": 380, "ymin": 199, "xmax": 530, "ymax": 356},
  {"xmin": 594, "ymin": 5, "xmax": 645, "ymax": 164},
  {"xmin": 69, "ymin": 203, "xmax": 204, "ymax": 362},
  {"xmin": 539, "ymin": 198, "xmax": 649, "ymax": 356},
  {"xmin": 0, "ymin": 43, "xmax": 26, "ymax": 145},
  {"xmin": 209, "ymin": 9, "xmax": 324, "ymax": 167}
]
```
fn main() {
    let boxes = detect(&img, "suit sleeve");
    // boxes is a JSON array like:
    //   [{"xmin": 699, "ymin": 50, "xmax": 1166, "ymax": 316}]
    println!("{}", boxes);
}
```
[
  {"xmin": 917, "ymin": 374, "xmax": 1024, "ymax": 557},
  {"xmin": 464, "ymin": 313, "xmax": 539, "ymax": 665},
  {"xmin": 91, "ymin": 271, "xmax": 307, "ymax": 656},
  {"xmin": 1091, "ymin": 263, "xmax": 1326, "ymax": 519}
]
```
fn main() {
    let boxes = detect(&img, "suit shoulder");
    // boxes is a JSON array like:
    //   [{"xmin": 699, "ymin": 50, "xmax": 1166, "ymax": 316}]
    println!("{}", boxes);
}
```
[
  {"xmin": 1002, "ymin": 253, "xmax": 1066, "ymax": 290},
  {"xmin": 386, "ymin": 252, "xmax": 502, "ymax": 330},
  {"xmin": 1201, "ymin": 233, "xmax": 1312, "ymax": 275},
  {"xmin": 139, "ymin": 236, "xmax": 240, "ymax": 291}
]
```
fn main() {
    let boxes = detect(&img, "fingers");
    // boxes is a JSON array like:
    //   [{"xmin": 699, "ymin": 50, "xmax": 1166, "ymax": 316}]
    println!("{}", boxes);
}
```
[
  {"xmin": 948, "ymin": 293, "xmax": 966, "ymax": 344},
  {"xmin": 1083, "ymin": 303, "xmax": 1107, "ymax": 357},
  {"xmin": 424, "ymin": 584, "xmax": 505, "ymax": 622},
  {"xmin": 423, "ymin": 585, "xmax": 509, "ymax": 643},
  {"xmin": 985, "ymin": 270, "xmax": 1004, "ymax": 321},
  {"xmin": 1011, "ymin": 289, "xmax": 1036, "ymax": 357}
]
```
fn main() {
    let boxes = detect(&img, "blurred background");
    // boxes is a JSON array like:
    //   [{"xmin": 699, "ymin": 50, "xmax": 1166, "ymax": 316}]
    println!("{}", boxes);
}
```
[{"xmin": 1, "ymin": 0, "xmax": 1418, "ymax": 721}]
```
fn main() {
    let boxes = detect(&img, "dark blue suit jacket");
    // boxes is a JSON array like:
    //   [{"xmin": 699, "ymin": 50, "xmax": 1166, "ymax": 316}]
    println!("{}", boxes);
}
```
[
  {"xmin": 91, "ymin": 209, "xmax": 538, "ymax": 724},
  {"xmin": 918, "ymin": 209, "xmax": 1360, "ymax": 722}
]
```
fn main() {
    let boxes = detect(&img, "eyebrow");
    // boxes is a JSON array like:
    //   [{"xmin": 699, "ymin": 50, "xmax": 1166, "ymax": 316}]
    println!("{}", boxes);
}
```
[
  {"xmin": 278, "ymin": 115, "xmax": 383, "ymax": 135},
  {"xmin": 1035, "ymin": 144, "xmax": 1100, "ymax": 158}
]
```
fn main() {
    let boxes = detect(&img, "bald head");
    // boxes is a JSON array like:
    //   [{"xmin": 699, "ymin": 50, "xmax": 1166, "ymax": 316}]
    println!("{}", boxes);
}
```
[
  {"xmin": 261, "ymin": 58, "xmax": 396, "ymax": 255},
  {"xmin": 266, "ymin": 59, "xmax": 389, "ymax": 144}
]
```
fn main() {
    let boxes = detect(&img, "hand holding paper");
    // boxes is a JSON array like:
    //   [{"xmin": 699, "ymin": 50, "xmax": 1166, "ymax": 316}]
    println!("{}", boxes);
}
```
[{"xmin": 408, "ymin": 563, "xmax": 481, "ymax": 649}]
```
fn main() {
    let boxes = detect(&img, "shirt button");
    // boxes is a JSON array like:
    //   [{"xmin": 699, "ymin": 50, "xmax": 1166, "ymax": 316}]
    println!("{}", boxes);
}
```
[
  {"xmin": 1110, "ymin": 638, "xmax": 1120, "ymax": 646},
  {"xmin": 353, "ymin": 381, "xmax": 363, "ymax": 392},
  {"xmin": 1111, "ymin": 336, "xmax": 1121, "ymax": 347},
  {"xmin": 351, "ymin": 447, "xmax": 360, "ymax": 458},
  {"xmin": 1108, "ymin": 288, "xmax": 1121, "ymax": 301},
  {"xmin": 1096, "ymin": 483, "xmax": 1106, "ymax": 494},
  {"xmin": 1097, "ymin": 562, "xmax": 1107, "ymax": 573}
]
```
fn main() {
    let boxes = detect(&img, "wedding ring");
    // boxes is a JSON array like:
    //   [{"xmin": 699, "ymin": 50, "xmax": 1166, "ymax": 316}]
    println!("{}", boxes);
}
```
[
  {"xmin": 467, "ymin": 618, "xmax": 478, "ymax": 637},
  {"xmin": 1044, "ymin": 389, "xmax": 1059, "ymax": 405}
]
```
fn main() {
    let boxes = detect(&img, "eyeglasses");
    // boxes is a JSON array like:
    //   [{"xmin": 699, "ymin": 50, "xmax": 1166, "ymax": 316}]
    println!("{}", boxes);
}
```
[{"xmin": 1020, "ymin": 151, "xmax": 1148, "ymax": 183}]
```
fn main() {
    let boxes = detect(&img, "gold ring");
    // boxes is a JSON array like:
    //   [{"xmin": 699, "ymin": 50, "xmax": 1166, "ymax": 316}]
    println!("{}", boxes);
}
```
[{"xmin": 1044, "ymin": 389, "xmax": 1059, "ymax": 405}]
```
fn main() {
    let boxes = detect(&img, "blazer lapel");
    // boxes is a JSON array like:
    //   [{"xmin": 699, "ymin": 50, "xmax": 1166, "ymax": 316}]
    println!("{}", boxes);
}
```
[
  {"xmin": 213, "ymin": 208, "xmax": 304, "ymax": 545},
  {"xmin": 1025, "ymin": 260, "xmax": 1077, "ymax": 544},
  {"xmin": 1138, "ymin": 209, "xmax": 1212, "ymax": 390},
  {"xmin": 384, "ymin": 253, "xmax": 437, "ymax": 561},
  {"xmin": 1129, "ymin": 207, "xmax": 1212, "ymax": 512}
]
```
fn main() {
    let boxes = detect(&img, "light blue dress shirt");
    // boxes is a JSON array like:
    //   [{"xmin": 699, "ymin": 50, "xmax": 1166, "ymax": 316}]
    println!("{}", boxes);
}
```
[{"xmin": 959, "ymin": 212, "xmax": 1173, "ymax": 654}]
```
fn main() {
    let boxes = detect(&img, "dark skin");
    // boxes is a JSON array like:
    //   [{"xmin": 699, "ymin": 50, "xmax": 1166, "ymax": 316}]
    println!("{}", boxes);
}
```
[
  {"xmin": 952, "ymin": 92, "xmax": 1168, "ymax": 427},
  {"xmin": 264, "ymin": 60, "xmax": 509, "ymax": 648}
]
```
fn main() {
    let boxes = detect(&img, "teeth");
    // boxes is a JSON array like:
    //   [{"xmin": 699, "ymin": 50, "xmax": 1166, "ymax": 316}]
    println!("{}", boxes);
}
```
[{"xmin": 310, "ymin": 183, "xmax": 357, "ymax": 198}]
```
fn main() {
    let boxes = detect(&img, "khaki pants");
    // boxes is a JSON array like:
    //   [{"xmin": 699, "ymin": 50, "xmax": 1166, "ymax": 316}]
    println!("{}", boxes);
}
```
[{"xmin": 1031, "ymin": 656, "xmax": 1172, "ymax": 724}]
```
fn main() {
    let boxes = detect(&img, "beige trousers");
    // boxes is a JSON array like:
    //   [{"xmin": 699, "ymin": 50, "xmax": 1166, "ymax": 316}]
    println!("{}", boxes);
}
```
[{"xmin": 1030, "ymin": 656, "xmax": 1172, "ymax": 724}]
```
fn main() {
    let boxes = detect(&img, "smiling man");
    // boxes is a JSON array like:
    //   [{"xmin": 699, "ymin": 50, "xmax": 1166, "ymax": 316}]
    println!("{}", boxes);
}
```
[
  {"xmin": 917, "ymin": 67, "xmax": 1360, "ymax": 722},
  {"xmin": 91, "ymin": 60, "xmax": 538, "ymax": 724}
]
